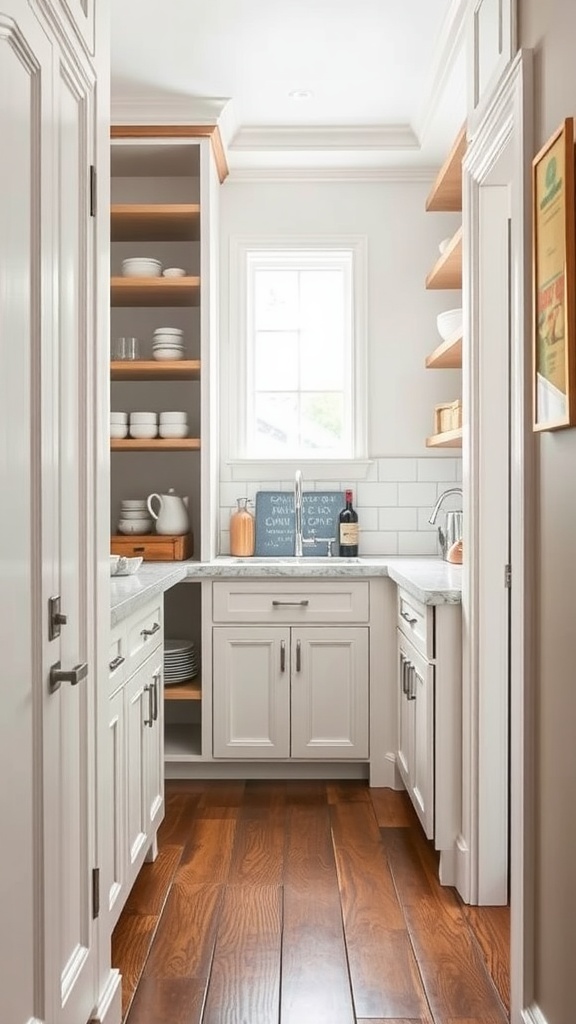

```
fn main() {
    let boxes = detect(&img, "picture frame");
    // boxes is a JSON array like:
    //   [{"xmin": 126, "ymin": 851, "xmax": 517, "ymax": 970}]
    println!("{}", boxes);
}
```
[{"xmin": 533, "ymin": 117, "xmax": 576, "ymax": 431}]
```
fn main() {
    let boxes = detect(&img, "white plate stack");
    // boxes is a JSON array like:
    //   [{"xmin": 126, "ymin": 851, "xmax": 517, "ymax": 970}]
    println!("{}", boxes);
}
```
[
  {"xmin": 152, "ymin": 327, "xmax": 184, "ymax": 361},
  {"xmin": 164, "ymin": 638, "xmax": 199, "ymax": 685},
  {"xmin": 117, "ymin": 499, "xmax": 154, "ymax": 535}
]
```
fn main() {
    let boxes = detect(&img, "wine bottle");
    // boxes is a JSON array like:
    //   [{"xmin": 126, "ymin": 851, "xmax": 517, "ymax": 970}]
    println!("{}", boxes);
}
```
[{"xmin": 338, "ymin": 489, "xmax": 359, "ymax": 556}]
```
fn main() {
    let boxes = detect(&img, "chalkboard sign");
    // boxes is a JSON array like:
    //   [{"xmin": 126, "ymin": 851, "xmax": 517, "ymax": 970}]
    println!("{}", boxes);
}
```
[{"xmin": 254, "ymin": 490, "xmax": 344, "ymax": 557}]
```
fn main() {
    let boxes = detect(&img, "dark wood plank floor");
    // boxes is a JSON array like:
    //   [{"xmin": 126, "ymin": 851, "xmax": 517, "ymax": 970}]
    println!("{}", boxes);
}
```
[{"xmin": 112, "ymin": 781, "xmax": 510, "ymax": 1024}]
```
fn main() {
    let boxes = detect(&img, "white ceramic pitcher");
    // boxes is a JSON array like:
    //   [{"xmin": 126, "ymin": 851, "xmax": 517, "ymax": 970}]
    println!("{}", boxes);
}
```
[{"xmin": 147, "ymin": 488, "xmax": 190, "ymax": 535}]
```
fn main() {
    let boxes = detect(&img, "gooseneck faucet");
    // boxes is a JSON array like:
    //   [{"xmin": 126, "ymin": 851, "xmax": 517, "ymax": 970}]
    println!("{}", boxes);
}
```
[
  {"xmin": 294, "ymin": 470, "xmax": 317, "ymax": 556},
  {"xmin": 428, "ymin": 487, "xmax": 463, "ymax": 525}
]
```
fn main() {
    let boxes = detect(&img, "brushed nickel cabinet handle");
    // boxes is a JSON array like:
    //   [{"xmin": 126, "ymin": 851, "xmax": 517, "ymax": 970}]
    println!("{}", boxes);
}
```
[
  {"xmin": 152, "ymin": 672, "xmax": 160, "ymax": 721},
  {"xmin": 408, "ymin": 665, "xmax": 417, "ymax": 701},
  {"xmin": 400, "ymin": 610, "xmax": 418, "ymax": 625},
  {"xmin": 280, "ymin": 640, "xmax": 286, "ymax": 672},
  {"xmin": 296, "ymin": 640, "xmax": 302, "ymax": 672},
  {"xmin": 109, "ymin": 654, "xmax": 125, "ymax": 672},
  {"xmin": 141, "ymin": 621, "xmax": 160, "ymax": 638},
  {"xmin": 49, "ymin": 661, "xmax": 88, "ymax": 693},
  {"xmin": 272, "ymin": 600, "xmax": 309, "ymax": 607},
  {"xmin": 144, "ymin": 683, "xmax": 154, "ymax": 726}
]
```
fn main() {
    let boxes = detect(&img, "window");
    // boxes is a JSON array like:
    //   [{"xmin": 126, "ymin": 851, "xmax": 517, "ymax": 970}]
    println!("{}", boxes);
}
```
[{"xmin": 229, "ymin": 239, "xmax": 366, "ymax": 461}]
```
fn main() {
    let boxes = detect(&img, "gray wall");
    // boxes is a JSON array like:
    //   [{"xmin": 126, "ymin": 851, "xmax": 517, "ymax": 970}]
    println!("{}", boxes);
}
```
[{"xmin": 520, "ymin": 1, "xmax": 576, "ymax": 1020}]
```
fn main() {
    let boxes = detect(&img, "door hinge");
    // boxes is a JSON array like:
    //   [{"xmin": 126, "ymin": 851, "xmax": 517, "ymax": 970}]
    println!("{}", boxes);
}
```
[
  {"xmin": 48, "ymin": 595, "xmax": 67, "ymax": 641},
  {"xmin": 92, "ymin": 867, "xmax": 100, "ymax": 919},
  {"xmin": 504, "ymin": 564, "xmax": 512, "ymax": 588},
  {"xmin": 89, "ymin": 164, "xmax": 97, "ymax": 217}
]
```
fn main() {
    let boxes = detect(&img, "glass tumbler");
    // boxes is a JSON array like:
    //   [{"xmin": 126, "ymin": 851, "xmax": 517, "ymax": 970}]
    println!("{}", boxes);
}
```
[{"xmin": 113, "ymin": 336, "xmax": 140, "ymax": 360}]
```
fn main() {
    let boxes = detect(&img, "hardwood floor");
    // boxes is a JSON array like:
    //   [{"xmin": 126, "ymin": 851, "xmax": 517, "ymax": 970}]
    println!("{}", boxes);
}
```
[{"xmin": 112, "ymin": 781, "xmax": 510, "ymax": 1024}]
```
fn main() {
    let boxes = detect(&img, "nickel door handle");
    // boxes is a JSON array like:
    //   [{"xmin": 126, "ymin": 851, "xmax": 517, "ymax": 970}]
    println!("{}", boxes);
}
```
[
  {"xmin": 109, "ymin": 654, "xmax": 125, "ymax": 672},
  {"xmin": 141, "ymin": 622, "xmax": 160, "ymax": 638},
  {"xmin": 280, "ymin": 640, "xmax": 286, "ymax": 672},
  {"xmin": 49, "ymin": 661, "xmax": 88, "ymax": 694},
  {"xmin": 152, "ymin": 672, "xmax": 160, "ymax": 721},
  {"xmin": 400, "ymin": 610, "xmax": 418, "ymax": 625},
  {"xmin": 296, "ymin": 639, "xmax": 302, "ymax": 672},
  {"xmin": 408, "ymin": 665, "xmax": 417, "ymax": 701},
  {"xmin": 272, "ymin": 600, "xmax": 309, "ymax": 607},
  {"xmin": 144, "ymin": 683, "xmax": 154, "ymax": 727}
]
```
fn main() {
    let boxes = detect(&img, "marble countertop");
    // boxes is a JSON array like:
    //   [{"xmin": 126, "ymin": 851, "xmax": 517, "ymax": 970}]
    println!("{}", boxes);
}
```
[{"xmin": 110, "ymin": 556, "xmax": 462, "ymax": 626}]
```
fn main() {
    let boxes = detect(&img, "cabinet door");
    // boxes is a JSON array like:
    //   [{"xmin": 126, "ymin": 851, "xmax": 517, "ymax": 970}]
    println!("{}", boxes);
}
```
[
  {"xmin": 107, "ymin": 687, "xmax": 125, "ymax": 929},
  {"xmin": 291, "ymin": 628, "xmax": 369, "ymax": 759},
  {"xmin": 213, "ymin": 627, "xmax": 290, "ymax": 757},
  {"xmin": 145, "ymin": 653, "xmax": 165, "ymax": 836},
  {"xmin": 397, "ymin": 647, "xmax": 414, "ymax": 791},
  {"xmin": 410, "ymin": 648, "xmax": 435, "ymax": 840},
  {"xmin": 125, "ymin": 663, "xmax": 151, "ymax": 878}
]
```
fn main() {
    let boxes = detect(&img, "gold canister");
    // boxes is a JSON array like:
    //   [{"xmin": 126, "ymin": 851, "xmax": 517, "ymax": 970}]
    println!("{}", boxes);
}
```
[{"xmin": 229, "ymin": 498, "xmax": 255, "ymax": 556}]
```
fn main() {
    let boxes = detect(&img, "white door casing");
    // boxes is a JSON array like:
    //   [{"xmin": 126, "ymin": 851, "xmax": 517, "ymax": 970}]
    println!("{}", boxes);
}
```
[
  {"xmin": 462, "ymin": 48, "xmax": 535, "ymax": 1023},
  {"xmin": 467, "ymin": 0, "xmax": 517, "ymax": 136}
]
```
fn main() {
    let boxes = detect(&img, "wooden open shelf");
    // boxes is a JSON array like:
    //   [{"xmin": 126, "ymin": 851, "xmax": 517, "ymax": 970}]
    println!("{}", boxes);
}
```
[
  {"xmin": 426, "ymin": 427, "xmax": 463, "ymax": 449},
  {"xmin": 426, "ymin": 124, "xmax": 467, "ymax": 212},
  {"xmin": 425, "ymin": 227, "xmax": 462, "ymax": 290},
  {"xmin": 111, "ymin": 276, "xmax": 200, "ymax": 307},
  {"xmin": 164, "ymin": 679, "xmax": 201, "ymax": 701},
  {"xmin": 111, "ymin": 437, "xmax": 201, "ymax": 452},
  {"xmin": 111, "ymin": 203, "xmax": 201, "ymax": 241},
  {"xmin": 110, "ymin": 359, "xmax": 201, "ymax": 381},
  {"xmin": 425, "ymin": 331, "xmax": 463, "ymax": 369}
]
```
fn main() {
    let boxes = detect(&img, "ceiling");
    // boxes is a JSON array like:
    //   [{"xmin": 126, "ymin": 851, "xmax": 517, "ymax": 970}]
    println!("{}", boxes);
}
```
[{"xmin": 111, "ymin": 0, "xmax": 467, "ymax": 175}]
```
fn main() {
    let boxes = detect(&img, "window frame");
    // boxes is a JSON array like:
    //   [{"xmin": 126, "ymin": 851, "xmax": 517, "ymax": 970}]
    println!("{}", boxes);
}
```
[{"xmin": 227, "ymin": 235, "xmax": 368, "ymax": 468}]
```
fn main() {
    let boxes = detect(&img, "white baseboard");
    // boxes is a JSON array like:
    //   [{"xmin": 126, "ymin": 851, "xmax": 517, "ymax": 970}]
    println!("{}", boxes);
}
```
[
  {"xmin": 90, "ymin": 969, "xmax": 122, "ymax": 1024},
  {"xmin": 454, "ymin": 831, "xmax": 471, "ymax": 903},
  {"xmin": 523, "ymin": 1004, "xmax": 550, "ymax": 1024}
]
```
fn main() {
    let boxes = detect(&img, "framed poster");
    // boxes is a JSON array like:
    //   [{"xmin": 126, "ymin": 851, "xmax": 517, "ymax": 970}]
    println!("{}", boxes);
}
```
[{"xmin": 533, "ymin": 118, "xmax": 576, "ymax": 431}]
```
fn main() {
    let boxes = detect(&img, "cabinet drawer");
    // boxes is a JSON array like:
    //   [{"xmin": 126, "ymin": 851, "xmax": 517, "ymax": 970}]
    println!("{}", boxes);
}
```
[
  {"xmin": 212, "ymin": 580, "xmax": 370, "ymax": 624},
  {"xmin": 397, "ymin": 588, "xmax": 433, "ymax": 659},
  {"xmin": 126, "ymin": 600, "xmax": 163, "ymax": 677}
]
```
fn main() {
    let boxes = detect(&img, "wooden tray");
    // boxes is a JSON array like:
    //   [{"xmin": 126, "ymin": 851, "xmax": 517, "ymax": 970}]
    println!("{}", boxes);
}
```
[{"xmin": 111, "ymin": 533, "xmax": 194, "ymax": 561}]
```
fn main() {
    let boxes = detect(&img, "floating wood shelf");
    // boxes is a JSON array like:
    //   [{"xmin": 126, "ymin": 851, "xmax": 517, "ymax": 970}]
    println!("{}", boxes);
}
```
[
  {"xmin": 425, "ymin": 227, "xmax": 462, "ymax": 290},
  {"xmin": 426, "ymin": 427, "xmax": 463, "ymax": 449},
  {"xmin": 426, "ymin": 123, "xmax": 467, "ymax": 212},
  {"xmin": 110, "ymin": 203, "xmax": 201, "ymax": 241},
  {"xmin": 425, "ymin": 332, "xmax": 463, "ymax": 369},
  {"xmin": 110, "ymin": 437, "xmax": 201, "ymax": 452},
  {"xmin": 110, "ymin": 276, "xmax": 200, "ymax": 307},
  {"xmin": 110, "ymin": 359, "xmax": 201, "ymax": 381},
  {"xmin": 164, "ymin": 679, "xmax": 201, "ymax": 701}
]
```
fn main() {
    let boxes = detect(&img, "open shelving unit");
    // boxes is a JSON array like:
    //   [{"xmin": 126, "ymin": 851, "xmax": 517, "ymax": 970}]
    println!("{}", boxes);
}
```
[
  {"xmin": 424, "ymin": 123, "xmax": 465, "ymax": 450},
  {"xmin": 110, "ymin": 276, "xmax": 201, "ymax": 307},
  {"xmin": 111, "ymin": 203, "xmax": 201, "ymax": 241},
  {"xmin": 110, "ymin": 437, "xmax": 201, "ymax": 452},
  {"xmin": 110, "ymin": 359, "xmax": 201, "ymax": 381}
]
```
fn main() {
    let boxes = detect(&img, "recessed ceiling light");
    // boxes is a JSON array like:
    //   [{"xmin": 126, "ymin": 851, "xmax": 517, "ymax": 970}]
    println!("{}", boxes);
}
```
[{"xmin": 288, "ymin": 90, "xmax": 313, "ymax": 100}]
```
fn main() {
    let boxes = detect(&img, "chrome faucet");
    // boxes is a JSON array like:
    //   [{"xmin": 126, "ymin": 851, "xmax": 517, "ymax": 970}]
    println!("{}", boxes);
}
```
[
  {"xmin": 428, "ymin": 487, "xmax": 463, "ymax": 560},
  {"xmin": 294, "ymin": 470, "xmax": 315, "ymax": 557}
]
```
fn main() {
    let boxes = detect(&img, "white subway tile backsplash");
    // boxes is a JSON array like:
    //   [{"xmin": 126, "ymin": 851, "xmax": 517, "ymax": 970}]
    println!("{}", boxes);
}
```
[
  {"xmin": 379, "ymin": 506, "xmax": 418, "ymax": 531},
  {"xmin": 417, "ymin": 458, "xmax": 457, "ymax": 482},
  {"xmin": 398, "ymin": 482, "xmax": 438, "ymax": 507},
  {"xmin": 356, "ymin": 481, "xmax": 398, "ymax": 507},
  {"xmin": 377, "ymin": 458, "xmax": 417, "ymax": 482},
  {"xmin": 398, "ymin": 532, "xmax": 440, "ymax": 556},
  {"xmin": 359, "ymin": 531, "xmax": 398, "ymax": 555},
  {"xmin": 217, "ymin": 454, "xmax": 462, "ymax": 558}
]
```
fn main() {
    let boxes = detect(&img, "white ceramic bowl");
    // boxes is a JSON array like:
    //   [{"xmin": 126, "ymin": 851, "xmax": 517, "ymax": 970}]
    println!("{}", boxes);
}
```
[
  {"xmin": 438, "ymin": 236, "xmax": 451, "ymax": 254},
  {"xmin": 153, "ymin": 327, "xmax": 183, "ymax": 336},
  {"xmin": 152, "ymin": 348, "xmax": 185, "ymax": 361},
  {"xmin": 121, "ymin": 257, "xmax": 162, "ymax": 278},
  {"xmin": 110, "ymin": 555, "xmax": 143, "ymax": 576},
  {"xmin": 129, "ymin": 412, "xmax": 157, "ymax": 424},
  {"xmin": 117, "ymin": 518, "xmax": 153, "ymax": 535},
  {"xmin": 153, "ymin": 335, "xmax": 184, "ymax": 345},
  {"xmin": 121, "ymin": 499, "xmax": 148, "ymax": 508},
  {"xmin": 159, "ymin": 411, "xmax": 188, "ymax": 423},
  {"xmin": 159, "ymin": 424, "xmax": 189, "ymax": 439},
  {"xmin": 129, "ymin": 424, "xmax": 158, "ymax": 439},
  {"xmin": 110, "ymin": 423, "xmax": 128, "ymax": 439},
  {"xmin": 119, "ymin": 509, "xmax": 152, "ymax": 518},
  {"xmin": 437, "ymin": 308, "xmax": 463, "ymax": 342},
  {"xmin": 110, "ymin": 411, "xmax": 128, "ymax": 423},
  {"xmin": 162, "ymin": 267, "xmax": 186, "ymax": 278}
]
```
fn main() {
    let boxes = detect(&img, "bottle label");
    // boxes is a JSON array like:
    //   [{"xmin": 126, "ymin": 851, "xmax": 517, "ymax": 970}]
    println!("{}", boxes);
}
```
[{"xmin": 340, "ymin": 523, "xmax": 359, "ymax": 545}]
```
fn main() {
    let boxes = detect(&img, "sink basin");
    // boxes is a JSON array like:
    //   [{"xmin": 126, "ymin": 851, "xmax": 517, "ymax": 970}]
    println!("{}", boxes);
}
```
[{"xmin": 226, "ymin": 556, "xmax": 362, "ymax": 564}]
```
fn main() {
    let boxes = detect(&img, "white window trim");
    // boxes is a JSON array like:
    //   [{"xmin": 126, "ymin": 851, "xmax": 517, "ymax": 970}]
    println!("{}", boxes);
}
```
[{"xmin": 226, "ymin": 235, "xmax": 368, "ymax": 471}]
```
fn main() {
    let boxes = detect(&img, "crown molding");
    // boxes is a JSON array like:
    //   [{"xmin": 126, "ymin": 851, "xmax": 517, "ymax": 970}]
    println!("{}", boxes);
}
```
[
  {"xmin": 416, "ymin": 0, "xmax": 468, "ymax": 142},
  {"xmin": 230, "ymin": 124, "xmax": 419, "ymax": 153},
  {"xmin": 111, "ymin": 94, "xmax": 230, "ymax": 126},
  {"xmin": 226, "ymin": 166, "xmax": 437, "ymax": 184}
]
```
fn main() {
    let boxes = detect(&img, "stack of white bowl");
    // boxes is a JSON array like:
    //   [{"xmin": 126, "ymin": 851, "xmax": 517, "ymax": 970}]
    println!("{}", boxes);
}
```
[
  {"xmin": 117, "ymin": 500, "xmax": 153, "ymax": 535},
  {"xmin": 159, "ymin": 411, "xmax": 189, "ymax": 439},
  {"xmin": 122, "ymin": 257, "xmax": 162, "ymax": 278},
  {"xmin": 152, "ymin": 327, "xmax": 184, "ymax": 361},
  {"xmin": 110, "ymin": 411, "xmax": 128, "ymax": 439},
  {"xmin": 129, "ymin": 412, "xmax": 158, "ymax": 439}
]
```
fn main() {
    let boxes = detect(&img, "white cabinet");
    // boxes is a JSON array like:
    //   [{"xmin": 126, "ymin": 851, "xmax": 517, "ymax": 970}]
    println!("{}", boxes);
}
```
[
  {"xmin": 106, "ymin": 603, "xmax": 164, "ymax": 930},
  {"xmin": 395, "ymin": 587, "xmax": 462, "ymax": 884},
  {"xmin": 212, "ymin": 581, "xmax": 370, "ymax": 761},
  {"xmin": 397, "ymin": 633, "xmax": 434, "ymax": 838}
]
